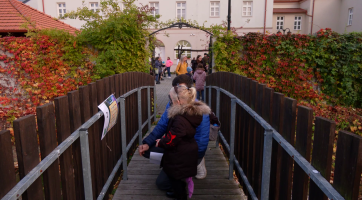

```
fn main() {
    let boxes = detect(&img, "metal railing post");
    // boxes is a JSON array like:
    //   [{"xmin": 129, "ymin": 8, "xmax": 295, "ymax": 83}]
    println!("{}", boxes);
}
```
[
  {"xmin": 260, "ymin": 129, "xmax": 273, "ymax": 200},
  {"xmin": 204, "ymin": 86, "xmax": 207, "ymax": 104},
  {"xmin": 229, "ymin": 98, "xmax": 236, "ymax": 180},
  {"xmin": 215, "ymin": 87, "xmax": 220, "ymax": 147},
  {"xmin": 120, "ymin": 97, "xmax": 128, "ymax": 180},
  {"xmin": 153, "ymin": 86, "xmax": 157, "ymax": 122},
  {"xmin": 79, "ymin": 128, "xmax": 93, "ymax": 200},
  {"xmin": 137, "ymin": 88, "xmax": 142, "ymax": 145},
  {"xmin": 147, "ymin": 86, "xmax": 151, "ymax": 132}
]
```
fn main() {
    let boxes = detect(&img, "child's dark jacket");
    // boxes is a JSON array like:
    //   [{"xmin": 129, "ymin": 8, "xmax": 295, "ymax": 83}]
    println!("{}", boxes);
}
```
[{"xmin": 159, "ymin": 101, "xmax": 211, "ymax": 180}]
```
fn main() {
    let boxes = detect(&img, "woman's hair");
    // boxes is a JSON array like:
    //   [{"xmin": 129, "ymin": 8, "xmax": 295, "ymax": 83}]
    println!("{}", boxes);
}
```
[
  {"xmin": 167, "ymin": 57, "xmax": 170, "ymax": 60},
  {"xmin": 196, "ymin": 55, "xmax": 202, "ymax": 63},
  {"xmin": 155, "ymin": 57, "xmax": 159, "ymax": 60},
  {"xmin": 180, "ymin": 55, "xmax": 187, "ymax": 63},
  {"xmin": 170, "ymin": 86, "xmax": 197, "ymax": 104},
  {"xmin": 197, "ymin": 63, "xmax": 204, "ymax": 69}
]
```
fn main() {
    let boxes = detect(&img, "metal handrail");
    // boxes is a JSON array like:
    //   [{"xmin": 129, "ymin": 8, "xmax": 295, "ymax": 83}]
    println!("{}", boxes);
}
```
[
  {"xmin": 205, "ymin": 86, "xmax": 344, "ymax": 200},
  {"xmin": 2, "ymin": 86, "xmax": 156, "ymax": 200}
]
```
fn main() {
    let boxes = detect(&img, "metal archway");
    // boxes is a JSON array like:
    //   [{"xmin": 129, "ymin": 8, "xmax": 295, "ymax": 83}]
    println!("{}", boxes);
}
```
[{"xmin": 149, "ymin": 20, "xmax": 214, "ymax": 74}]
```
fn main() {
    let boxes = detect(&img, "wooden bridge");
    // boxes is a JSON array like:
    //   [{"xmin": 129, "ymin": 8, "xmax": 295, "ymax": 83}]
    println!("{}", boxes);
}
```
[
  {"xmin": 1, "ymin": 72, "xmax": 361, "ymax": 200},
  {"xmin": 113, "ymin": 141, "xmax": 244, "ymax": 200}
]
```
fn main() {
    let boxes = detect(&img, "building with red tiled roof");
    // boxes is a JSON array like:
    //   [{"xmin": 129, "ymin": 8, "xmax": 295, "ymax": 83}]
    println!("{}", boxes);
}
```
[{"xmin": 0, "ymin": 0, "xmax": 79, "ymax": 36}]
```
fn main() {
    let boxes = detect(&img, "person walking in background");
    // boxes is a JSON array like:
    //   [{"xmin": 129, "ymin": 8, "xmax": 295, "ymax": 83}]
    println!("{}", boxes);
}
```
[
  {"xmin": 202, "ymin": 53, "xmax": 209, "ymax": 71},
  {"xmin": 193, "ymin": 63, "xmax": 206, "ymax": 101},
  {"xmin": 185, "ymin": 67, "xmax": 193, "ymax": 79},
  {"xmin": 192, "ymin": 55, "xmax": 204, "ymax": 73},
  {"xmin": 165, "ymin": 57, "xmax": 173, "ymax": 78},
  {"xmin": 155, "ymin": 57, "xmax": 162, "ymax": 84},
  {"xmin": 175, "ymin": 55, "xmax": 188, "ymax": 75}
]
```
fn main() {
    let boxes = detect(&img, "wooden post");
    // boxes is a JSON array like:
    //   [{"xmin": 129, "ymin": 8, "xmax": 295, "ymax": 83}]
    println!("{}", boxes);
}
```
[
  {"xmin": 54, "ymin": 96, "xmax": 77, "ymax": 200},
  {"xmin": 13, "ymin": 115, "xmax": 44, "ymax": 200},
  {"xmin": 37, "ymin": 103, "xmax": 62, "ymax": 200},
  {"xmin": 333, "ymin": 130, "xmax": 362, "ymax": 200},
  {"xmin": 309, "ymin": 117, "xmax": 336, "ymax": 200},
  {"xmin": 278, "ymin": 97, "xmax": 297, "ymax": 200},
  {"xmin": 67, "ymin": 90, "xmax": 85, "ymax": 200},
  {"xmin": 291, "ymin": 106, "xmax": 313, "ymax": 200},
  {"xmin": 0, "ymin": 130, "xmax": 17, "ymax": 199}
]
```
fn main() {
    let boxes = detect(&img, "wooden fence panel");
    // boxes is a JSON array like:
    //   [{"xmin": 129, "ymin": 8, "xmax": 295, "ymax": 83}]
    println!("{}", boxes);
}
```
[
  {"xmin": 79, "ymin": 85, "xmax": 97, "ymax": 199},
  {"xmin": 309, "ymin": 117, "xmax": 336, "ymax": 200},
  {"xmin": 248, "ymin": 80, "xmax": 258, "ymax": 189},
  {"xmin": 241, "ymin": 76, "xmax": 251, "ymax": 196},
  {"xmin": 13, "ymin": 115, "xmax": 44, "ymax": 200},
  {"xmin": 234, "ymin": 75, "xmax": 242, "ymax": 176},
  {"xmin": 114, "ymin": 74, "xmax": 121, "ymax": 178},
  {"xmin": 96, "ymin": 79, "xmax": 108, "ymax": 187},
  {"xmin": 54, "ymin": 96, "xmax": 77, "ymax": 200},
  {"xmin": 269, "ymin": 92, "xmax": 284, "ymax": 200},
  {"xmin": 104, "ymin": 77, "xmax": 113, "ymax": 176},
  {"xmin": 333, "ymin": 130, "xmax": 362, "ymax": 200},
  {"xmin": 37, "ymin": 103, "xmax": 62, "ymax": 200},
  {"xmin": 291, "ymin": 106, "xmax": 313, "ymax": 200},
  {"xmin": 0, "ymin": 130, "xmax": 17, "ymax": 199},
  {"xmin": 67, "ymin": 90, "xmax": 85, "ymax": 200},
  {"xmin": 262, "ymin": 87, "xmax": 273, "ymax": 124},
  {"xmin": 88, "ymin": 82, "xmax": 103, "ymax": 196},
  {"xmin": 278, "ymin": 97, "xmax": 297, "ymax": 200},
  {"xmin": 254, "ymin": 83, "xmax": 266, "ymax": 198}
]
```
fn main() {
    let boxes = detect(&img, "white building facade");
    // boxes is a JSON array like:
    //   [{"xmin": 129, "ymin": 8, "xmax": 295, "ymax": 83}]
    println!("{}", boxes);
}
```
[
  {"xmin": 20, "ymin": 0, "xmax": 361, "ymax": 71},
  {"xmin": 20, "ymin": 0, "xmax": 273, "ymax": 71}
]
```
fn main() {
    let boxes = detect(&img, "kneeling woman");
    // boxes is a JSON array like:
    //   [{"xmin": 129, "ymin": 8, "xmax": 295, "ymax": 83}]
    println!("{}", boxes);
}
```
[{"xmin": 156, "ymin": 85, "xmax": 211, "ymax": 200}]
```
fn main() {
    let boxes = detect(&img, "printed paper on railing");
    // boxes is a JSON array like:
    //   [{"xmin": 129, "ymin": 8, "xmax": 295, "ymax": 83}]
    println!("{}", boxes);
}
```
[{"xmin": 98, "ymin": 94, "xmax": 118, "ymax": 140}]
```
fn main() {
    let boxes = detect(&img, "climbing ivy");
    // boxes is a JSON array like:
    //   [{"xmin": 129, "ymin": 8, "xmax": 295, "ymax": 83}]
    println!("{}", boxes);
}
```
[
  {"xmin": 63, "ymin": 0, "xmax": 159, "ymax": 79},
  {"xmin": 211, "ymin": 26, "xmax": 362, "ymax": 136}
]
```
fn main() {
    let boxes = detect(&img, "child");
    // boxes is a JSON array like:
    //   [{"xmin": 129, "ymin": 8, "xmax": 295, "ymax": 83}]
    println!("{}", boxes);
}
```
[
  {"xmin": 193, "ymin": 63, "xmax": 206, "ymax": 101},
  {"xmin": 157, "ymin": 86, "xmax": 211, "ymax": 200},
  {"xmin": 185, "ymin": 67, "xmax": 193, "ymax": 79}
]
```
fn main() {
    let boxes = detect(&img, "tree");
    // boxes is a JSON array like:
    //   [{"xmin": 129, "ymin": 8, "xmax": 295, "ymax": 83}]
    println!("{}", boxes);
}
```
[{"xmin": 64, "ymin": 0, "xmax": 159, "ymax": 79}]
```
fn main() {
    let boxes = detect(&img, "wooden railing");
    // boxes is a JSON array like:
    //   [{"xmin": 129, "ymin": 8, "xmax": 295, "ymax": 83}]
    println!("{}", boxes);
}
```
[
  {"xmin": 206, "ymin": 72, "xmax": 362, "ymax": 200},
  {"xmin": 0, "ymin": 72, "xmax": 155, "ymax": 200}
]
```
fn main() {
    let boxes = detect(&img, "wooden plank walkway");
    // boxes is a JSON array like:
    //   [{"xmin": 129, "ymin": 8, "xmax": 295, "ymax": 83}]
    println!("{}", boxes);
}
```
[{"xmin": 113, "ymin": 141, "xmax": 245, "ymax": 200}]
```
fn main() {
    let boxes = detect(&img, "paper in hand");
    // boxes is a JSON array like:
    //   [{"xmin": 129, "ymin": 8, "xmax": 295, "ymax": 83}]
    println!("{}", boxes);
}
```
[{"xmin": 150, "ymin": 152, "xmax": 163, "ymax": 165}]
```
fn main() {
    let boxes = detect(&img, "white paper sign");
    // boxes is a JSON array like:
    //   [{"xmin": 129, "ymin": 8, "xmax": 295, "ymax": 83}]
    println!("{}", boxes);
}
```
[
  {"xmin": 150, "ymin": 152, "xmax": 163, "ymax": 165},
  {"xmin": 98, "ymin": 94, "xmax": 118, "ymax": 140}
]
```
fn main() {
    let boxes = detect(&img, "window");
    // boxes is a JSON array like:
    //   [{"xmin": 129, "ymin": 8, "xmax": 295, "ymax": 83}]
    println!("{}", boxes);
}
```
[
  {"xmin": 242, "ymin": 2, "xmax": 252, "ymax": 16},
  {"xmin": 57, "ymin": 3, "xmax": 66, "ymax": 17},
  {"xmin": 276, "ymin": 16, "xmax": 284, "ymax": 30},
  {"xmin": 150, "ymin": 2, "xmax": 159, "ymax": 17},
  {"xmin": 89, "ymin": 2, "xmax": 99, "ymax": 12},
  {"xmin": 294, "ymin": 16, "xmax": 302, "ymax": 30},
  {"xmin": 210, "ymin": 1, "xmax": 220, "ymax": 17},
  {"xmin": 175, "ymin": 40, "xmax": 191, "ymax": 59},
  {"xmin": 176, "ymin": 2, "xmax": 186, "ymax": 19},
  {"xmin": 348, "ymin": 8, "xmax": 353, "ymax": 26}
]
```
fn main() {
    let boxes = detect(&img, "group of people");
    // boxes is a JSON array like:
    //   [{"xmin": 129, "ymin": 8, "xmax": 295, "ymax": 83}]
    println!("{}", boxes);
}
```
[
  {"xmin": 154, "ymin": 56, "xmax": 173, "ymax": 84},
  {"xmin": 139, "ymin": 74, "xmax": 213, "ymax": 200},
  {"xmin": 175, "ymin": 53, "xmax": 209, "ymax": 101}
]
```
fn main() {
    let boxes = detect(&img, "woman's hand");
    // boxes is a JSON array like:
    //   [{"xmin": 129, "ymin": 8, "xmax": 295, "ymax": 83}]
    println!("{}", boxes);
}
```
[{"xmin": 155, "ymin": 139, "xmax": 161, "ymax": 147}]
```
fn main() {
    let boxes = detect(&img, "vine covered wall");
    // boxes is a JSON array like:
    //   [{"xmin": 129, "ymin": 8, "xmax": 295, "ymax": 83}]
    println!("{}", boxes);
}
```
[
  {"xmin": 0, "ymin": 31, "xmax": 95, "ymax": 134},
  {"xmin": 213, "ymin": 29, "xmax": 362, "ymax": 135}
]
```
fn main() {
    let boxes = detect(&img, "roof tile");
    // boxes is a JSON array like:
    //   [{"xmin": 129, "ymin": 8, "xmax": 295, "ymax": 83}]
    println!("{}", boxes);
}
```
[{"xmin": 0, "ymin": 0, "xmax": 79, "ymax": 34}]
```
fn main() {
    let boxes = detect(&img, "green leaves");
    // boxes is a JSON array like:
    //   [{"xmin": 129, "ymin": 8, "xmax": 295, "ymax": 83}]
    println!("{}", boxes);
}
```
[{"xmin": 62, "ymin": 0, "xmax": 159, "ymax": 78}]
